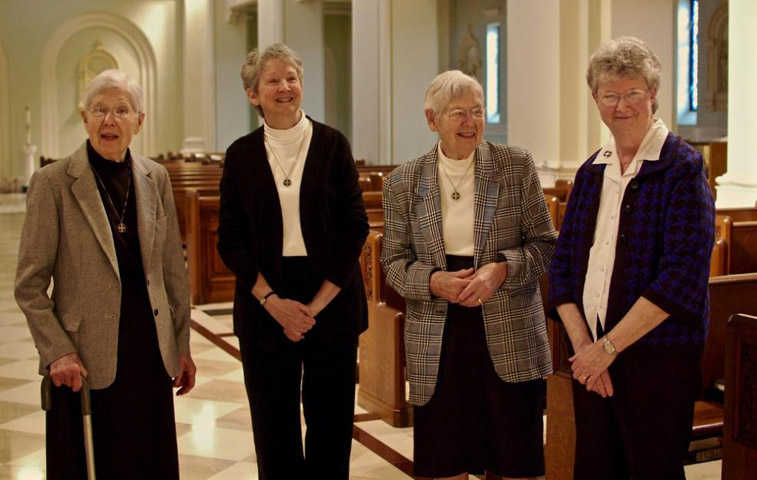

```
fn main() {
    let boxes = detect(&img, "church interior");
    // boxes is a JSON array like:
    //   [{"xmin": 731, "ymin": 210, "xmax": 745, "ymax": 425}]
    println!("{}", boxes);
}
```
[{"xmin": 0, "ymin": 0, "xmax": 755, "ymax": 478}]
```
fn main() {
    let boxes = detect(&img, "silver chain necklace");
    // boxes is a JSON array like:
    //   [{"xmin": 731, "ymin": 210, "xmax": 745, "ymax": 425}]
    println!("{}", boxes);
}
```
[
  {"xmin": 265, "ymin": 134, "xmax": 307, "ymax": 187},
  {"xmin": 91, "ymin": 165, "xmax": 131, "ymax": 233},
  {"xmin": 439, "ymin": 156, "xmax": 475, "ymax": 200}
]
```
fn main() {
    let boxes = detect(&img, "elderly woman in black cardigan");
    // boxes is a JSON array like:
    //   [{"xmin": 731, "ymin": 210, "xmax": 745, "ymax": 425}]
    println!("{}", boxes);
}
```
[{"xmin": 217, "ymin": 43, "xmax": 368, "ymax": 480}]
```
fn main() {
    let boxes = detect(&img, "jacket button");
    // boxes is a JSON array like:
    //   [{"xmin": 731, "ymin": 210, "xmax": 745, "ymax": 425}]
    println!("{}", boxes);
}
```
[
  {"xmin": 618, "ymin": 234, "xmax": 627, "ymax": 245},
  {"xmin": 630, "ymin": 180, "xmax": 639, "ymax": 190},
  {"xmin": 623, "ymin": 204, "xmax": 632, "ymax": 214},
  {"xmin": 154, "ymin": 309, "xmax": 159, "ymax": 316}
]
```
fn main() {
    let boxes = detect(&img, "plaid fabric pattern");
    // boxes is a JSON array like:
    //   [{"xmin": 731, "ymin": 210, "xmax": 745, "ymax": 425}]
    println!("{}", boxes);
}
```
[
  {"xmin": 549, "ymin": 133, "xmax": 715, "ymax": 351},
  {"xmin": 381, "ymin": 142, "xmax": 558, "ymax": 406}
]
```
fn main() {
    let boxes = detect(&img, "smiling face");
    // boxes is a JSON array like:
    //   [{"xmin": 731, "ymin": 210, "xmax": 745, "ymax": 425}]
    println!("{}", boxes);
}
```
[
  {"xmin": 594, "ymin": 75, "xmax": 656, "ymax": 143},
  {"xmin": 247, "ymin": 58, "xmax": 303, "ymax": 129},
  {"xmin": 81, "ymin": 87, "xmax": 144, "ymax": 162},
  {"xmin": 426, "ymin": 89, "xmax": 485, "ymax": 160}
]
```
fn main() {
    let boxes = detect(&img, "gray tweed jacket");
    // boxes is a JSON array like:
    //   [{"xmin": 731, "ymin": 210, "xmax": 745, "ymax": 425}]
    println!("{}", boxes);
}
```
[
  {"xmin": 15, "ymin": 142, "xmax": 191, "ymax": 389},
  {"xmin": 380, "ymin": 141, "xmax": 557, "ymax": 405}
]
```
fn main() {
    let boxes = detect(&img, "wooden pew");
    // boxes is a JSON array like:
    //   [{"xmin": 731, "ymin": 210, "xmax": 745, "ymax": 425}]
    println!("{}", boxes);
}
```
[
  {"xmin": 163, "ymin": 161, "xmax": 223, "ymax": 243},
  {"xmin": 723, "ymin": 313, "xmax": 757, "ymax": 479},
  {"xmin": 545, "ymin": 273, "xmax": 757, "ymax": 478},
  {"xmin": 717, "ymin": 207, "xmax": 757, "ymax": 223},
  {"xmin": 185, "ymin": 188, "xmax": 234, "ymax": 305},
  {"xmin": 357, "ymin": 229, "xmax": 411, "ymax": 427},
  {"xmin": 728, "ymin": 221, "xmax": 757, "ymax": 275},
  {"xmin": 362, "ymin": 191, "xmax": 383, "ymax": 223}
]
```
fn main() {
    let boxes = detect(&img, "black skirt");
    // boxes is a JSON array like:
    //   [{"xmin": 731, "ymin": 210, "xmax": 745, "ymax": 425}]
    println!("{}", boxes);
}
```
[{"xmin": 412, "ymin": 255, "xmax": 545, "ymax": 478}]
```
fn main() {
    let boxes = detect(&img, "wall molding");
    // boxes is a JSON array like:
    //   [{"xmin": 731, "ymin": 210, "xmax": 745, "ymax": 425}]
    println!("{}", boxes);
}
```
[{"xmin": 40, "ymin": 12, "xmax": 157, "ymax": 157}]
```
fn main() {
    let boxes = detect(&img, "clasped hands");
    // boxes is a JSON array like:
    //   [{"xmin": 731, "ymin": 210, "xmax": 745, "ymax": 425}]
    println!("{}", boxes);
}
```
[
  {"xmin": 570, "ymin": 338, "xmax": 615, "ymax": 398},
  {"xmin": 429, "ymin": 262, "xmax": 508, "ymax": 307},
  {"xmin": 264, "ymin": 294, "xmax": 320, "ymax": 342}
]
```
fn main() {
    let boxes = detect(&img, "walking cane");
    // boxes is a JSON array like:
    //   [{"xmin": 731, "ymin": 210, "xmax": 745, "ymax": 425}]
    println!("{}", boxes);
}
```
[{"xmin": 41, "ymin": 374, "xmax": 96, "ymax": 480}]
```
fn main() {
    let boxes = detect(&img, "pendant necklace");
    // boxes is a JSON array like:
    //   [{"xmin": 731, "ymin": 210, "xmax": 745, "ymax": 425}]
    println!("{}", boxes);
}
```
[
  {"xmin": 439, "ymin": 156, "xmax": 475, "ymax": 200},
  {"xmin": 266, "ymin": 133, "xmax": 307, "ymax": 187},
  {"xmin": 91, "ymin": 166, "xmax": 131, "ymax": 233}
]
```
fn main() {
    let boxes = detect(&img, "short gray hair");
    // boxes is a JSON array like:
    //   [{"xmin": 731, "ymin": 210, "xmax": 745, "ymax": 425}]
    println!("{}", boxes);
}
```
[
  {"xmin": 587, "ymin": 36, "xmax": 661, "ymax": 112},
  {"xmin": 424, "ymin": 70, "xmax": 483, "ymax": 115},
  {"xmin": 82, "ymin": 69, "xmax": 144, "ymax": 112},
  {"xmin": 241, "ymin": 43, "xmax": 304, "ymax": 117}
]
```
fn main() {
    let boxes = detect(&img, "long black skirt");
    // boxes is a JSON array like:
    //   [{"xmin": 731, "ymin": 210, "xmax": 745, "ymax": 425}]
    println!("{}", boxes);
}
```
[{"xmin": 46, "ymin": 279, "xmax": 179, "ymax": 480}]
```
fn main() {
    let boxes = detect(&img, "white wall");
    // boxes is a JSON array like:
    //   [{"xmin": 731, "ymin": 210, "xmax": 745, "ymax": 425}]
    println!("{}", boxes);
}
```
[
  {"xmin": 0, "ymin": 0, "xmax": 181, "ymax": 175},
  {"xmin": 610, "ymin": 0, "xmax": 676, "ymax": 129},
  {"xmin": 214, "ymin": 0, "xmax": 250, "ymax": 152},
  {"xmin": 391, "ymin": 0, "xmax": 439, "ymax": 164},
  {"xmin": 351, "ymin": 0, "xmax": 382, "ymax": 163},
  {"xmin": 0, "ymin": 42, "xmax": 10, "ymax": 182},
  {"xmin": 507, "ymin": 0, "xmax": 561, "ymax": 170}
]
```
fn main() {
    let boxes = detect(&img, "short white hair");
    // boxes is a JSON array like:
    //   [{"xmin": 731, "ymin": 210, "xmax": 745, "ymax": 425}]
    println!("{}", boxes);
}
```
[
  {"xmin": 82, "ymin": 69, "xmax": 144, "ymax": 112},
  {"xmin": 424, "ymin": 70, "xmax": 483, "ymax": 115}
]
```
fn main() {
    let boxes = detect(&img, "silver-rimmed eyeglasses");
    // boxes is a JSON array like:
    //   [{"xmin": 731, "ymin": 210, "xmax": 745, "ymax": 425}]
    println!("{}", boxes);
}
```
[
  {"xmin": 88, "ymin": 104, "xmax": 135, "ymax": 119},
  {"xmin": 597, "ymin": 89, "xmax": 651, "ymax": 107},
  {"xmin": 444, "ymin": 106, "xmax": 485, "ymax": 121}
]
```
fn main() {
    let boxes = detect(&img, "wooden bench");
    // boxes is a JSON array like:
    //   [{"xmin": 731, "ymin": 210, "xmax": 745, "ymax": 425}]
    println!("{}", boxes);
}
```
[
  {"xmin": 185, "ymin": 188, "xmax": 234, "ymax": 305},
  {"xmin": 715, "ymin": 213, "xmax": 757, "ymax": 275},
  {"xmin": 545, "ymin": 272, "xmax": 757, "ymax": 478},
  {"xmin": 723, "ymin": 313, "xmax": 757, "ymax": 479},
  {"xmin": 163, "ymin": 161, "xmax": 223, "ymax": 243},
  {"xmin": 357, "ymin": 229, "xmax": 410, "ymax": 427}
]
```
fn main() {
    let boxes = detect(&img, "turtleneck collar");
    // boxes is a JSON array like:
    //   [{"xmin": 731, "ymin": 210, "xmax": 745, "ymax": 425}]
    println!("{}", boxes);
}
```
[
  {"xmin": 264, "ymin": 110, "xmax": 309, "ymax": 145},
  {"xmin": 87, "ymin": 140, "xmax": 131, "ymax": 172}
]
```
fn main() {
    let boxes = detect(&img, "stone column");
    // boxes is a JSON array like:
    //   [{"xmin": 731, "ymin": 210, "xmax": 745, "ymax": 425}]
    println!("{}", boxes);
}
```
[
  {"xmin": 182, "ymin": 0, "xmax": 216, "ymax": 153},
  {"xmin": 508, "ymin": 0, "xmax": 561, "ymax": 185},
  {"xmin": 716, "ymin": 0, "xmax": 757, "ymax": 207}
]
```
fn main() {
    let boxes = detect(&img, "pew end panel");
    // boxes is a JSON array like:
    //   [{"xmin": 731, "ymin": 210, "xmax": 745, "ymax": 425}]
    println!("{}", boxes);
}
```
[
  {"xmin": 723, "ymin": 313, "xmax": 757, "ymax": 480},
  {"xmin": 185, "ymin": 188, "xmax": 235, "ymax": 305},
  {"xmin": 357, "ymin": 230, "xmax": 411, "ymax": 427}
]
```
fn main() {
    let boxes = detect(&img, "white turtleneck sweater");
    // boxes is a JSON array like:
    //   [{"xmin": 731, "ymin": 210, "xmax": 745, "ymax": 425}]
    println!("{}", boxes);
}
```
[
  {"xmin": 263, "ymin": 110, "xmax": 313, "ymax": 256},
  {"xmin": 437, "ymin": 143, "xmax": 475, "ymax": 256}
]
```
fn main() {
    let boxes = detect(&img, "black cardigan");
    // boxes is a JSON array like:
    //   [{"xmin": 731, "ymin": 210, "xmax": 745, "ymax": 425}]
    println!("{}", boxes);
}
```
[{"xmin": 217, "ymin": 118, "xmax": 369, "ymax": 347}]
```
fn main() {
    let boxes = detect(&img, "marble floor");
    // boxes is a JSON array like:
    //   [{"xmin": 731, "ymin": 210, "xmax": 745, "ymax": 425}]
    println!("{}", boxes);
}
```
[{"xmin": 0, "ymin": 196, "xmax": 723, "ymax": 479}]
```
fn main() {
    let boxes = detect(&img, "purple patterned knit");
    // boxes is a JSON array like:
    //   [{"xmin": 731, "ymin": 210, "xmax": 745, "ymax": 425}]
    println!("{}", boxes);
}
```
[{"xmin": 549, "ymin": 133, "xmax": 715, "ymax": 352}]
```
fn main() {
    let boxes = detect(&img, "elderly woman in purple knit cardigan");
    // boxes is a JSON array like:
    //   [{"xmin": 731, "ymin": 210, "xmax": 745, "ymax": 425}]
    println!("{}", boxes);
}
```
[{"xmin": 548, "ymin": 36, "xmax": 715, "ymax": 479}]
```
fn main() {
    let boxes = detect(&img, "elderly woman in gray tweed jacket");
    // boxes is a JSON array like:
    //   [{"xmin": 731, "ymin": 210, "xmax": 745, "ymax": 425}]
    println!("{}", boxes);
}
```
[{"xmin": 381, "ymin": 70, "xmax": 557, "ymax": 480}]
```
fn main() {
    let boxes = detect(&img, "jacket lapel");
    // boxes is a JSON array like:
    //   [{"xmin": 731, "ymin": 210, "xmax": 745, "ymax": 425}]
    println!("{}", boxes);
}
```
[
  {"xmin": 68, "ymin": 143, "xmax": 120, "ymax": 276},
  {"xmin": 416, "ymin": 148, "xmax": 447, "ymax": 271},
  {"xmin": 131, "ymin": 157, "xmax": 157, "ymax": 275},
  {"xmin": 473, "ymin": 143, "xmax": 500, "ymax": 268}
]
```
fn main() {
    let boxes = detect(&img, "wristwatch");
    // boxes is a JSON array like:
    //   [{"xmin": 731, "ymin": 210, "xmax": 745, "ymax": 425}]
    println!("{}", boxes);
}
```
[
  {"xmin": 259, "ymin": 291, "xmax": 275, "ymax": 307},
  {"xmin": 602, "ymin": 335, "xmax": 617, "ymax": 355}
]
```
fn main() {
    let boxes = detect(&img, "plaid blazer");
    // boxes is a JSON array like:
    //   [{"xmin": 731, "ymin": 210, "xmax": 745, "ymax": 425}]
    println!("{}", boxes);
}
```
[{"xmin": 381, "ymin": 142, "xmax": 557, "ymax": 405}]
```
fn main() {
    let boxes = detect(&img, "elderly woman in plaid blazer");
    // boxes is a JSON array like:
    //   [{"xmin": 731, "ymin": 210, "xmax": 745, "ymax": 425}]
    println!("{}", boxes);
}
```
[{"xmin": 381, "ymin": 70, "xmax": 557, "ymax": 480}]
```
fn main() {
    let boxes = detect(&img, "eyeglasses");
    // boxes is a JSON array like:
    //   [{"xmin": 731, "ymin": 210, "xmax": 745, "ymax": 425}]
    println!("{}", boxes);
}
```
[
  {"xmin": 597, "ymin": 89, "xmax": 651, "ymax": 107},
  {"xmin": 444, "ymin": 107, "xmax": 485, "ymax": 121},
  {"xmin": 88, "ymin": 104, "xmax": 135, "ymax": 119}
]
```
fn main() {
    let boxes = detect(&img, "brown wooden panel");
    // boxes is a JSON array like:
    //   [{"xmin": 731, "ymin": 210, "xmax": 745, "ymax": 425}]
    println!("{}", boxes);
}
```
[
  {"xmin": 702, "ymin": 273, "xmax": 757, "ymax": 395},
  {"xmin": 185, "ymin": 189, "xmax": 234, "ymax": 305},
  {"xmin": 357, "ymin": 230, "xmax": 411, "ymax": 427},
  {"xmin": 724, "ymin": 313, "xmax": 757, "ymax": 479},
  {"xmin": 729, "ymin": 222, "xmax": 757, "ymax": 275}
]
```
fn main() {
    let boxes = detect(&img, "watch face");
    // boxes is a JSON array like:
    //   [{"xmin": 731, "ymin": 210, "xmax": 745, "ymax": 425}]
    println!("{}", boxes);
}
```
[{"xmin": 603, "ymin": 340, "xmax": 616, "ymax": 354}]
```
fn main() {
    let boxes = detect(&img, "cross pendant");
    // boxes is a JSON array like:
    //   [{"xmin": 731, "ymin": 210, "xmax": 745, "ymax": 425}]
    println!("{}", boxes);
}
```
[
  {"xmin": 451, "ymin": 191, "xmax": 461, "ymax": 200},
  {"xmin": 117, "ymin": 223, "xmax": 127, "ymax": 233},
  {"xmin": 283, "ymin": 178, "xmax": 292, "ymax": 187}
]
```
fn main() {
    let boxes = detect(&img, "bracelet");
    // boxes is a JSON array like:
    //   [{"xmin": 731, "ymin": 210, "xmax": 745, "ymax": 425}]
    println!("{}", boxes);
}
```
[{"xmin": 259, "ymin": 290, "xmax": 276, "ymax": 307}]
